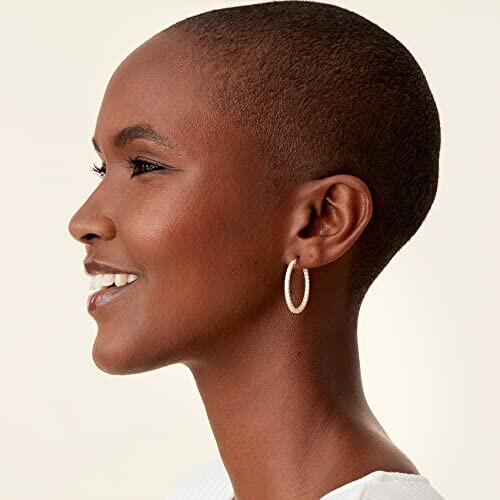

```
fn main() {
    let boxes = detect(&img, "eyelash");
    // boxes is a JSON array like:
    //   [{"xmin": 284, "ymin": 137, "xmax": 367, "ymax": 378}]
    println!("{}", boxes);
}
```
[{"xmin": 90, "ymin": 156, "xmax": 166, "ymax": 179}]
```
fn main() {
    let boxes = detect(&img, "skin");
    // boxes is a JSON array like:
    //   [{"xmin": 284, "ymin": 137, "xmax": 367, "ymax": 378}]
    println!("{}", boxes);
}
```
[{"xmin": 68, "ymin": 27, "xmax": 419, "ymax": 500}]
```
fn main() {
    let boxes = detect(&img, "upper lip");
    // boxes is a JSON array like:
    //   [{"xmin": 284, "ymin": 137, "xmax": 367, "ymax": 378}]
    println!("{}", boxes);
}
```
[{"xmin": 84, "ymin": 260, "xmax": 137, "ymax": 277}]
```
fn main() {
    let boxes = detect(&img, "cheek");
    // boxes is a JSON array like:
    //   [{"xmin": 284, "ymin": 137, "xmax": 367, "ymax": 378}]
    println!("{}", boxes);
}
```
[{"xmin": 123, "ymin": 182, "xmax": 278, "ymax": 339}]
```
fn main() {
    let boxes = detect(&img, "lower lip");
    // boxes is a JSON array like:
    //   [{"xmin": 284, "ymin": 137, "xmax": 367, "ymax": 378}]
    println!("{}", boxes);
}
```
[{"xmin": 87, "ymin": 280, "xmax": 138, "ymax": 312}]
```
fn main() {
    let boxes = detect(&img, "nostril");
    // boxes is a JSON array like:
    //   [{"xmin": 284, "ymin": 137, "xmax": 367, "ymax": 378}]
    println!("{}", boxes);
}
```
[{"xmin": 82, "ymin": 233, "xmax": 99, "ymax": 243}]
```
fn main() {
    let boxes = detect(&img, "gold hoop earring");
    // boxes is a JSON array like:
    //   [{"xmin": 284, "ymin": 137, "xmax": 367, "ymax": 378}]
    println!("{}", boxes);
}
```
[{"xmin": 284, "ymin": 258, "xmax": 310, "ymax": 314}]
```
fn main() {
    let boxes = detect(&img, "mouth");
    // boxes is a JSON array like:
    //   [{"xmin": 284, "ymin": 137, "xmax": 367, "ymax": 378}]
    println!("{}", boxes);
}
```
[{"xmin": 87, "ymin": 279, "xmax": 139, "ymax": 312}]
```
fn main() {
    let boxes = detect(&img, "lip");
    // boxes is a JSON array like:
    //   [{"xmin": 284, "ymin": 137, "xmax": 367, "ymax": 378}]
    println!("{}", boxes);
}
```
[{"xmin": 87, "ymin": 279, "xmax": 138, "ymax": 312}]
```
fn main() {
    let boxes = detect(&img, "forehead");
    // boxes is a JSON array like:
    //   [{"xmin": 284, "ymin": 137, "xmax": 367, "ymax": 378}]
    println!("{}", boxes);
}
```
[{"xmin": 94, "ymin": 29, "xmax": 237, "ymax": 161}]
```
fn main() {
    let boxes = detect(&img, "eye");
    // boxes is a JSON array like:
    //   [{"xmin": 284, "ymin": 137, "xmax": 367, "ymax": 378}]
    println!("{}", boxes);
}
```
[
  {"xmin": 90, "ymin": 157, "xmax": 169, "ymax": 179},
  {"xmin": 91, "ymin": 162, "xmax": 106, "ymax": 178},
  {"xmin": 126, "ymin": 157, "xmax": 167, "ymax": 178}
]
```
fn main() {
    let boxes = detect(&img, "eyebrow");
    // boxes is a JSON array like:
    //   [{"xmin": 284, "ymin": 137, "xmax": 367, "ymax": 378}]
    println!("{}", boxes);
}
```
[{"xmin": 92, "ymin": 124, "xmax": 175, "ymax": 153}]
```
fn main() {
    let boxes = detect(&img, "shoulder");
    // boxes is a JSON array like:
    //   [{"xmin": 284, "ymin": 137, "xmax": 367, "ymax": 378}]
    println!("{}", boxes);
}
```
[{"xmin": 166, "ymin": 458, "xmax": 233, "ymax": 500}]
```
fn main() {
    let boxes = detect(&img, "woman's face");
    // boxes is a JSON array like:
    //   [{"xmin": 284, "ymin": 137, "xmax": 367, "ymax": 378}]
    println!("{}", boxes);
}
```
[{"xmin": 68, "ymin": 30, "xmax": 286, "ymax": 374}]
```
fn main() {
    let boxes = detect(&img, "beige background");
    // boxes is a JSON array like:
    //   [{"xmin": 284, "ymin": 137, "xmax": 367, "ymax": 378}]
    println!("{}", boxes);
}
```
[{"xmin": 1, "ymin": 1, "xmax": 498, "ymax": 499}]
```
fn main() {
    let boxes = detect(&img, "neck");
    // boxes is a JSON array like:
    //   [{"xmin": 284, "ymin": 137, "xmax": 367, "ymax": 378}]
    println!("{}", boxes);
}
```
[{"xmin": 184, "ymin": 298, "xmax": 391, "ymax": 499}]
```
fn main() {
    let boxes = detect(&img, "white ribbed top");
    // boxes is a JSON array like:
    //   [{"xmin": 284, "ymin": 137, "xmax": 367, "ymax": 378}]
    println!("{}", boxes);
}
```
[{"xmin": 167, "ymin": 458, "xmax": 446, "ymax": 499}]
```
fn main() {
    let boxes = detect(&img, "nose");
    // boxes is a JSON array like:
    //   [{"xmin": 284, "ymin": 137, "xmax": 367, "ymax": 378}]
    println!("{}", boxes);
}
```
[{"xmin": 68, "ymin": 195, "xmax": 116, "ymax": 244}]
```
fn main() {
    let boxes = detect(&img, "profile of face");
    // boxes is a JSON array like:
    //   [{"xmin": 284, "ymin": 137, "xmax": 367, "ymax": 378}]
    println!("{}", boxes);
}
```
[{"xmin": 68, "ymin": 28, "xmax": 293, "ymax": 375}]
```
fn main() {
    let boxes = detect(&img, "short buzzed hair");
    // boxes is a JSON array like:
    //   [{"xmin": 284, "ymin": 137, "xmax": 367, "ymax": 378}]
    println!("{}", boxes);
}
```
[{"xmin": 163, "ymin": 0, "xmax": 441, "ymax": 311}]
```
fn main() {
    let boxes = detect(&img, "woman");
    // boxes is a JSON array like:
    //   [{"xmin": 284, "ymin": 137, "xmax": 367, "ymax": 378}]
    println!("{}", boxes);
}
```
[{"xmin": 68, "ymin": 1, "xmax": 445, "ymax": 498}]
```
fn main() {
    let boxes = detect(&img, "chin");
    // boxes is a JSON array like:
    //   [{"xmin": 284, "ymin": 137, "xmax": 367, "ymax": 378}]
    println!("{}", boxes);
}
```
[{"xmin": 91, "ymin": 335, "xmax": 168, "ymax": 375}]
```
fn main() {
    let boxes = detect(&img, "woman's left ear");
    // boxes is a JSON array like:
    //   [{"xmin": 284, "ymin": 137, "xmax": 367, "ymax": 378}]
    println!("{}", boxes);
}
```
[{"xmin": 284, "ymin": 174, "xmax": 372, "ymax": 270}]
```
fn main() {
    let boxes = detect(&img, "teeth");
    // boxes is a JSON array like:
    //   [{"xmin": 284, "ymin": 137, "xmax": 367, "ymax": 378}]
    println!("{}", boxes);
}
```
[
  {"xmin": 88, "ymin": 273, "xmax": 138, "ymax": 291},
  {"xmin": 101, "ymin": 273, "xmax": 115, "ymax": 287},
  {"xmin": 114, "ymin": 274, "xmax": 128, "ymax": 287}
]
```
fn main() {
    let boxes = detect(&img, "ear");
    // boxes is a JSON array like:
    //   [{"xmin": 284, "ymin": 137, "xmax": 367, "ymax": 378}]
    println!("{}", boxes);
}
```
[{"xmin": 283, "ymin": 174, "xmax": 373, "ymax": 270}]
